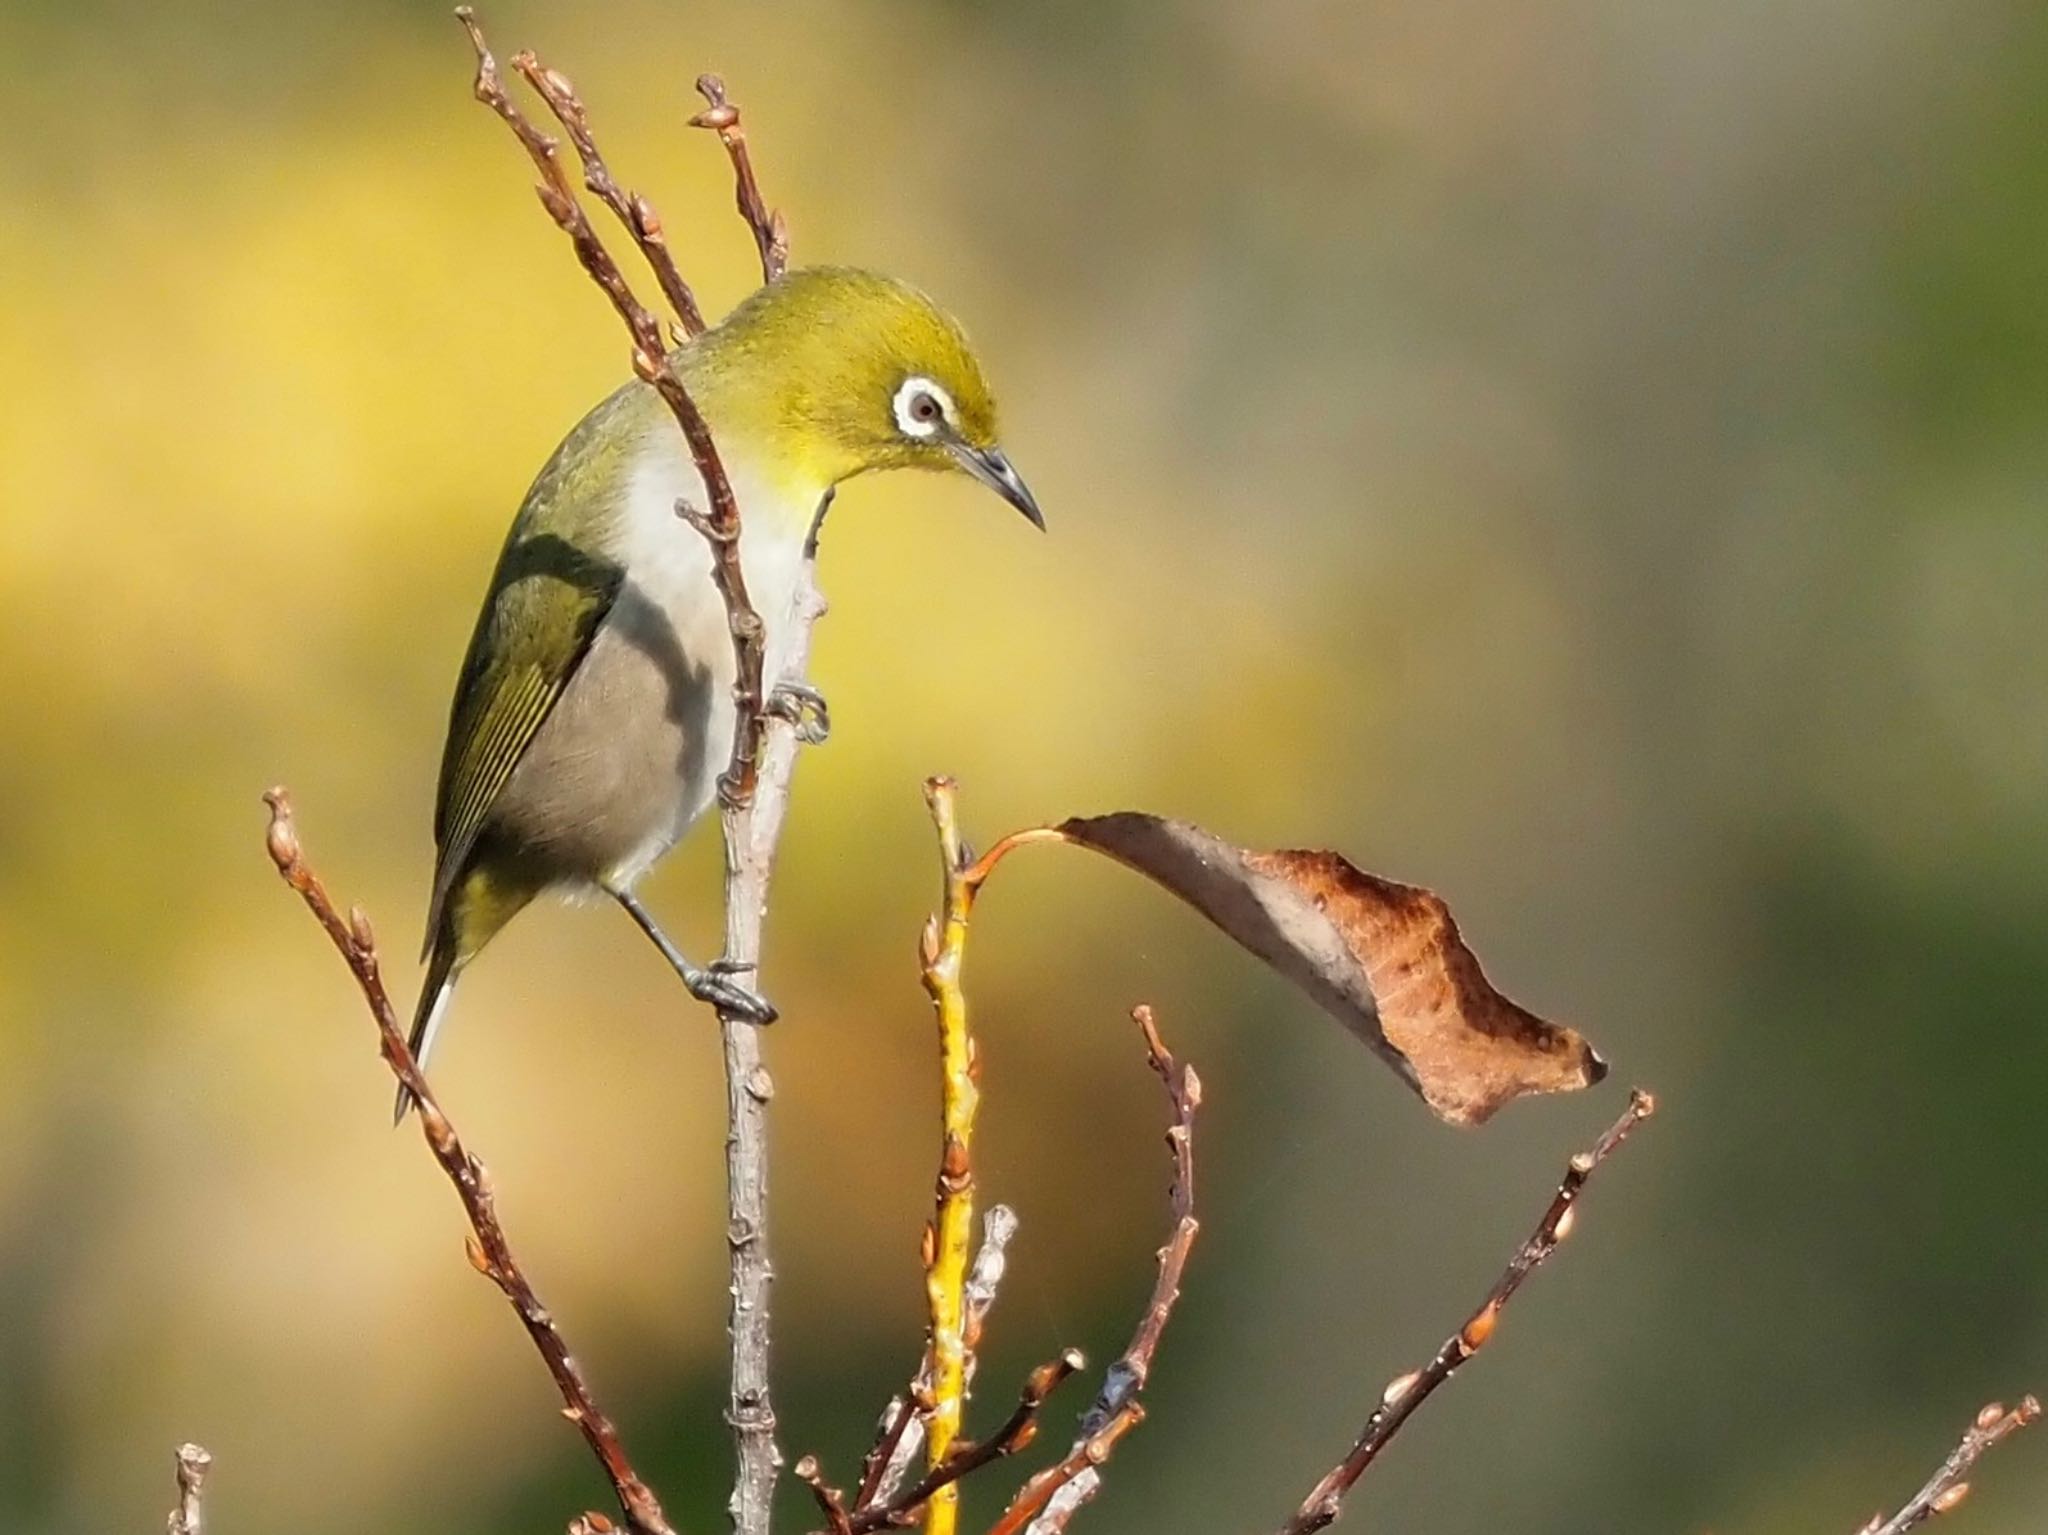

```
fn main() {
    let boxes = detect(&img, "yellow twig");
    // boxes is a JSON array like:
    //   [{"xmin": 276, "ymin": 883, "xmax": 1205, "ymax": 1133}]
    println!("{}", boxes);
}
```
[{"xmin": 918, "ymin": 778, "xmax": 981, "ymax": 1535}]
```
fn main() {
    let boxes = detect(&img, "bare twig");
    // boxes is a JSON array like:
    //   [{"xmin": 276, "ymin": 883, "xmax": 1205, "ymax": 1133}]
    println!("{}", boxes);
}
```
[
  {"xmin": 262, "ymin": 790, "xmax": 676, "ymax": 1535},
  {"xmin": 1003, "ymin": 1006, "xmax": 1202, "ymax": 1535},
  {"xmin": 1276, "ymin": 1089, "xmax": 1657, "ymax": 1535},
  {"xmin": 166, "ymin": 1443, "xmax": 211, "ymax": 1535},
  {"xmin": 915, "ymin": 778, "xmax": 986, "ymax": 1535},
  {"xmin": 983, "ymin": 1409, "xmax": 1144, "ymax": 1535},
  {"xmin": 691, "ymin": 76, "xmax": 789, "ymax": 283},
  {"xmin": 858, "ymin": 1207, "xmax": 1021, "ymax": 1513},
  {"xmin": 709, "ymin": 555, "xmax": 828, "ymax": 1535},
  {"xmin": 455, "ymin": 7, "xmax": 767, "ymax": 805},
  {"xmin": 510, "ymin": 52, "xmax": 708, "ymax": 336},
  {"xmin": 857, "ymin": 1394, "xmax": 925, "ymax": 1515},
  {"xmin": 456, "ymin": 21, "xmax": 813, "ymax": 1533},
  {"xmin": 960, "ymin": 827, "xmax": 1068, "ymax": 892},
  {"xmin": 797, "ymin": 1457, "xmax": 856, "ymax": 1535},
  {"xmin": 1853, "ymin": 1397, "xmax": 2040, "ymax": 1535},
  {"xmin": 455, "ymin": 8, "xmax": 665, "ymax": 361},
  {"xmin": 845, "ymin": 1352, "xmax": 1086, "ymax": 1535}
]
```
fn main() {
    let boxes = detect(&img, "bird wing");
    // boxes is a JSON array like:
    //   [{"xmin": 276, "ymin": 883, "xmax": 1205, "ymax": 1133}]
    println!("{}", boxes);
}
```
[{"xmin": 424, "ymin": 529, "xmax": 623, "ymax": 951}]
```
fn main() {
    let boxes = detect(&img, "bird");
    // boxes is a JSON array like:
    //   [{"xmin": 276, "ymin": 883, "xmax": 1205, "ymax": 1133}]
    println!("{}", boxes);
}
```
[{"xmin": 400, "ymin": 265, "xmax": 1041, "ymax": 1119}]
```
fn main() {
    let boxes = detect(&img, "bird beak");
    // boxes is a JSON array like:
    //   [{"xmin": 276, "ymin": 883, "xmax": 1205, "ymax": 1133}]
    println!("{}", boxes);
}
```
[{"xmin": 948, "ymin": 441, "xmax": 1045, "ymax": 530}]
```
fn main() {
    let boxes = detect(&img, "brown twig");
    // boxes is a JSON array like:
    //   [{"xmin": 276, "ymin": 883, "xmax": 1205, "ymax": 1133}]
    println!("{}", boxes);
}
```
[
  {"xmin": 983, "ymin": 1409, "xmax": 1145, "ymax": 1535},
  {"xmin": 456, "ymin": 20, "xmax": 812, "ymax": 1532},
  {"xmin": 998, "ymin": 1006, "xmax": 1202, "ymax": 1535},
  {"xmin": 691, "ymin": 76, "xmax": 789, "ymax": 284},
  {"xmin": 856, "ymin": 1394, "xmax": 925, "ymax": 1515},
  {"xmin": 960, "ymin": 827, "xmax": 1069, "ymax": 892},
  {"xmin": 455, "ymin": 7, "xmax": 768, "ymax": 806},
  {"xmin": 166, "ymin": 1443, "xmax": 212, "ymax": 1535},
  {"xmin": 797, "ymin": 1457, "xmax": 856, "ymax": 1535},
  {"xmin": 1276, "ymin": 1089, "xmax": 1657, "ymax": 1535},
  {"xmin": 1853, "ymin": 1397, "xmax": 2040, "ymax": 1535},
  {"xmin": 857, "ymin": 1206, "xmax": 1021, "ymax": 1513},
  {"xmin": 510, "ymin": 52, "xmax": 708, "ymax": 337},
  {"xmin": 845, "ymin": 1351, "xmax": 1086, "ymax": 1535},
  {"xmin": 455, "ymin": 8, "xmax": 665, "ymax": 361},
  {"xmin": 262, "ymin": 790, "xmax": 676, "ymax": 1535},
  {"xmin": 1094, "ymin": 1007, "xmax": 1201, "ymax": 1416}
]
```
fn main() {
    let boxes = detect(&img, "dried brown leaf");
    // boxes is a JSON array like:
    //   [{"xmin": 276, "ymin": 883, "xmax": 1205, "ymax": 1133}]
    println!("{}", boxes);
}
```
[{"xmin": 1053, "ymin": 814, "xmax": 1606, "ymax": 1125}]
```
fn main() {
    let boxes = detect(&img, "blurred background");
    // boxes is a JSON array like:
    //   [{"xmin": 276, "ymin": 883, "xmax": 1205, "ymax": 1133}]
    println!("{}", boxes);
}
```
[{"xmin": 4, "ymin": 0, "xmax": 2046, "ymax": 1530}]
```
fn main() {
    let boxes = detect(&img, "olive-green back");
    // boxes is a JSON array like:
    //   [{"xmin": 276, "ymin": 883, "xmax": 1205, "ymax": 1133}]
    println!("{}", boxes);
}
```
[{"xmin": 423, "ymin": 384, "xmax": 658, "ymax": 952}]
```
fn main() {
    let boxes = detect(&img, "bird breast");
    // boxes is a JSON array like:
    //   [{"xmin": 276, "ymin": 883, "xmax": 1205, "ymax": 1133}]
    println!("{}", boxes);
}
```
[{"xmin": 493, "ymin": 432, "xmax": 818, "ymax": 894}]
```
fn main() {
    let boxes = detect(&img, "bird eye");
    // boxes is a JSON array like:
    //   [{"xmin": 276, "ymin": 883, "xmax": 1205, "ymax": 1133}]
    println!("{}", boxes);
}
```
[{"xmin": 894, "ymin": 376, "xmax": 955, "ymax": 438}]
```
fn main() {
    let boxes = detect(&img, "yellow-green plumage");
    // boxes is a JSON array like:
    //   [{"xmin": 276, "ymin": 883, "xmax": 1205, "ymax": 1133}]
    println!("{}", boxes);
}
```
[{"xmin": 403, "ymin": 267, "xmax": 1039, "ymax": 1116}]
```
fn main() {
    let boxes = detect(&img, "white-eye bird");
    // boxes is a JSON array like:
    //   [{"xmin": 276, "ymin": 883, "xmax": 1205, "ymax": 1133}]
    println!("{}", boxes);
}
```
[{"xmin": 402, "ymin": 266, "xmax": 1041, "ymax": 1118}]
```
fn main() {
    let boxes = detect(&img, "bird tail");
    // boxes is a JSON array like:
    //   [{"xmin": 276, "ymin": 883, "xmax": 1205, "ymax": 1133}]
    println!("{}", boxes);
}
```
[{"xmin": 395, "ymin": 942, "xmax": 460, "ymax": 1126}]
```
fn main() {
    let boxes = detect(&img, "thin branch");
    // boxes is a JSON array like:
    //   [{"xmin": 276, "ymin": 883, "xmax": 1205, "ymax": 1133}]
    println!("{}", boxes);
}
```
[
  {"xmin": 166, "ymin": 1443, "xmax": 212, "ymax": 1535},
  {"xmin": 796, "ymin": 1458, "xmax": 856, "ymax": 1535},
  {"xmin": 916, "ymin": 777, "xmax": 985, "ymax": 1535},
  {"xmin": 455, "ymin": 8, "xmax": 665, "ymax": 361},
  {"xmin": 1276, "ymin": 1089, "xmax": 1657, "ymax": 1535},
  {"xmin": 960, "ymin": 827, "xmax": 1069, "ymax": 893},
  {"xmin": 858, "ymin": 1207, "xmax": 1021, "ymax": 1513},
  {"xmin": 845, "ymin": 1352, "xmax": 1086, "ymax": 1535},
  {"xmin": 707, "ymin": 552, "xmax": 828, "ymax": 1535},
  {"xmin": 455, "ymin": 7, "xmax": 768, "ymax": 805},
  {"xmin": 1088, "ymin": 1007, "xmax": 1201, "ymax": 1421},
  {"xmin": 510, "ymin": 52, "xmax": 708, "ymax": 336},
  {"xmin": 262, "ymin": 790, "xmax": 676, "ymax": 1535},
  {"xmin": 691, "ymin": 76, "xmax": 789, "ymax": 284},
  {"xmin": 1003, "ymin": 1005, "xmax": 1202, "ymax": 1535},
  {"xmin": 455, "ymin": 20, "xmax": 811, "ymax": 1534},
  {"xmin": 857, "ymin": 1393, "xmax": 926, "ymax": 1516},
  {"xmin": 1854, "ymin": 1397, "xmax": 2040, "ymax": 1535},
  {"xmin": 983, "ymin": 1409, "xmax": 1144, "ymax": 1535}
]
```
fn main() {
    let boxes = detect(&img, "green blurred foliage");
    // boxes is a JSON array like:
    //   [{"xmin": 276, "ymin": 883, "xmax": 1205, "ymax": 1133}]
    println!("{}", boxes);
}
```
[{"xmin": 2, "ymin": 1, "xmax": 2045, "ymax": 1531}]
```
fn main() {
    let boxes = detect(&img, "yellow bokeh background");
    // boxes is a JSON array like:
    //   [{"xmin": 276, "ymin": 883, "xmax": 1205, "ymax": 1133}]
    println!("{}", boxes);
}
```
[{"xmin": 3, "ymin": 2, "xmax": 2047, "ymax": 1531}]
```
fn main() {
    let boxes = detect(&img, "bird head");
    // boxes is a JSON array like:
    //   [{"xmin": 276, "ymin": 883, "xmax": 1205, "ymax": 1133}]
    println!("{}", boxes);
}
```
[{"xmin": 692, "ymin": 267, "xmax": 1043, "ymax": 528}]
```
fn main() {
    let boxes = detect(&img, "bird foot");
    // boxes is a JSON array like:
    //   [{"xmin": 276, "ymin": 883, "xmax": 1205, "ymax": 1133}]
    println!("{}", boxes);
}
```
[
  {"xmin": 767, "ymin": 680, "xmax": 830, "ymax": 745},
  {"xmin": 687, "ymin": 961, "xmax": 778, "ymax": 1025}
]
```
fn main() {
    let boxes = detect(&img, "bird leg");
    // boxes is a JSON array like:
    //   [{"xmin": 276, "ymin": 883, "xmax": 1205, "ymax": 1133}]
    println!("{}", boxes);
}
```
[
  {"xmin": 767, "ymin": 679, "xmax": 830, "ymax": 744},
  {"xmin": 612, "ymin": 890, "xmax": 778, "ymax": 1024}
]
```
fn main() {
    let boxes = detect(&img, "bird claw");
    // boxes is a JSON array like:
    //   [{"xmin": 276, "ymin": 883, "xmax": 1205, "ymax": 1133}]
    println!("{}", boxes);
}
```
[
  {"xmin": 689, "ymin": 964, "xmax": 778, "ymax": 1025},
  {"xmin": 767, "ymin": 681, "xmax": 830, "ymax": 745}
]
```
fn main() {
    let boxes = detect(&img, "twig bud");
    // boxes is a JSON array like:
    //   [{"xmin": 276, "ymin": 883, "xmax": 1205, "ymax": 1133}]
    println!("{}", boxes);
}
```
[
  {"xmin": 263, "ymin": 790, "xmax": 299, "ymax": 868},
  {"xmin": 1381, "ymin": 1370, "xmax": 1420, "ymax": 1406},
  {"xmin": 1930, "ymin": 1483, "xmax": 1970, "ymax": 1513},
  {"xmin": 1552, "ymin": 1205, "xmax": 1578, "ymax": 1242},
  {"xmin": 1461, "ymin": 1302, "xmax": 1499, "ymax": 1352}
]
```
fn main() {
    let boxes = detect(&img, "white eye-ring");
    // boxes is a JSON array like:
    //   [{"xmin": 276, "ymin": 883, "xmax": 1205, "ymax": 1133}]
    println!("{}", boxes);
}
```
[{"xmin": 893, "ymin": 375, "xmax": 955, "ymax": 439}]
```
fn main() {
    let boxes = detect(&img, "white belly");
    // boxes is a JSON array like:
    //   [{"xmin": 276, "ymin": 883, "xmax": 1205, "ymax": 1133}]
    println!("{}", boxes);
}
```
[{"xmin": 593, "ymin": 438, "xmax": 820, "ymax": 887}]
